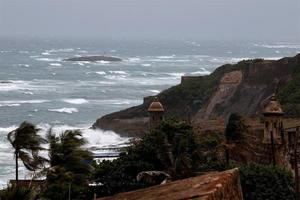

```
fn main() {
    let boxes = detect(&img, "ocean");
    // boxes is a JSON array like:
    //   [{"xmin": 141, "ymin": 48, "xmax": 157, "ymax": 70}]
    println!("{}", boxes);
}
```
[{"xmin": 0, "ymin": 38, "xmax": 299, "ymax": 186}]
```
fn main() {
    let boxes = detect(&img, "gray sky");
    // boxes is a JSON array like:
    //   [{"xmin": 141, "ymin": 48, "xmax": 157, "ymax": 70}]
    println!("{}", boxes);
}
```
[{"xmin": 0, "ymin": 0, "xmax": 299, "ymax": 41}]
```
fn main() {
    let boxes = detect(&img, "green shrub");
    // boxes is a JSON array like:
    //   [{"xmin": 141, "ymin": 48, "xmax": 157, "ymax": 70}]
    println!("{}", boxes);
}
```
[
  {"xmin": 0, "ymin": 185, "xmax": 37, "ymax": 200},
  {"xmin": 225, "ymin": 113, "xmax": 247, "ymax": 141},
  {"xmin": 240, "ymin": 164, "xmax": 295, "ymax": 200}
]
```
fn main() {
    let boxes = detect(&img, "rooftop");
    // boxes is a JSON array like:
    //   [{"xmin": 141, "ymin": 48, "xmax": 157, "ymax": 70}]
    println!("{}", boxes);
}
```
[
  {"xmin": 148, "ymin": 97, "xmax": 164, "ymax": 112},
  {"xmin": 263, "ymin": 94, "xmax": 284, "ymax": 116}
]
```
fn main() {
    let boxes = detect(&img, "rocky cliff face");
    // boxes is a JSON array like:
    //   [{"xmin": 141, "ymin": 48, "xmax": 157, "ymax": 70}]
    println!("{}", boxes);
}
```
[{"xmin": 93, "ymin": 54, "xmax": 300, "ymax": 136}]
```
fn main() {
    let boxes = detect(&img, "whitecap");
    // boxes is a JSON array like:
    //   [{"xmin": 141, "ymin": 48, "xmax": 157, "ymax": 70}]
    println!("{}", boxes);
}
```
[
  {"xmin": 0, "ymin": 103, "xmax": 20, "ymax": 107},
  {"xmin": 48, "ymin": 108, "xmax": 78, "ymax": 114},
  {"xmin": 157, "ymin": 55, "xmax": 175, "ymax": 59},
  {"xmin": 92, "ymin": 99, "xmax": 142, "ymax": 105},
  {"xmin": 104, "ymin": 75, "xmax": 127, "ymax": 80},
  {"xmin": 50, "ymin": 63, "xmax": 62, "ymax": 67},
  {"xmin": 0, "ymin": 81, "xmax": 30, "ymax": 92},
  {"xmin": 190, "ymin": 70, "xmax": 211, "ymax": 75},
  {"xmin": 0, "ymin": 100, "xmax": 49, "ymax": 104},
  {"xmin": 0, "ymin": 125, "xmax": 18, "ymax": 133},
  {"xmin": 173, "ymin": 59, "xmax": 190, "ymax": 62},
  {"xmin": 95, "ymin": 71, "xmax": 106, "ymax": 75},
  {"xmin": 98, "ymin": 61, "xmax": 110, "ymax": 64},
  {"xmin": 46, "ymin": 48, "xmax": 74, "ymax": 53},
  {"xmin": 148, "ymin": 90, "xmax": 160, "ymax": 94},
  {"xmin": 128, "ymin": 57, "xmax": 141, "ymax": 62},
  {"xmin": 254, "ymin": 43, "xmax": 300, "ymax": 49},
  {"xmin": 35, "ymin": 57, "xmax": 61, "ymax": 62},
  {"xmin": 62, "ymin": 98, "xmax": 89, "ymax": 105},
  {"xmin": 141, "ymin": 64, "xmax": 151, "ymax": 67},
  {"xmin": 109, "ymin": 71, "xmax": 127, "ymax": 75},
  {"xmin": 98, "ymin": 81, "xmax": 116, "ymax": 85},
  {"xmin": 41, "ymin": 52, "xmax": 51, "ymax": 56},
  {"xmin": 17, "ymin": 64, "xmax": 30, "ymax": 68},
  {"xmin": 166, "ymin": 72, "xmax": 185, "ymax": 77}
]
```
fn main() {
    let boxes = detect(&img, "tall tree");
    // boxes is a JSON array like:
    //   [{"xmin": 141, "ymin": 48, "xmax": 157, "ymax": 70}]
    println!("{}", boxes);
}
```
[
  {"xmin": 44, "ymin": 130, "xmax": 93, "ymax": 200},
  {"xmin": 7, "ymin": 122, "xmax": 47, "ymax": 184}
]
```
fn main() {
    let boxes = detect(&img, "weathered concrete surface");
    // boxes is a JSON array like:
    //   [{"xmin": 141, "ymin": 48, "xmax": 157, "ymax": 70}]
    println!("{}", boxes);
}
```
[{"xmin": 98, "ymin": 168, "xmax": 243, "ymax": 200}]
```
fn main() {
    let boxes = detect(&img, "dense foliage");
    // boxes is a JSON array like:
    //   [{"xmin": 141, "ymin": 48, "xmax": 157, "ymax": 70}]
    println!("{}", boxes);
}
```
[
  {"xmin": 93, "ymin": 119, "xmax": 203, "ymax": 197},
  {"xmin": 225, "ymin": 113, "xmax": 247, "ymax": 141},
  {"xmin": 0, "ymin": 185, "xmax": 37, "ymax": 200},
  {"xmin": 278, "ymin": 73, "xmax": 300, "ymax": 117},
  {"xmin": 239, "ymin": 164, "xmax": 295, "ymax": 200},
  {"xmin": 43, "ymin": 130, "xmax": 93, "ymax": 200}
]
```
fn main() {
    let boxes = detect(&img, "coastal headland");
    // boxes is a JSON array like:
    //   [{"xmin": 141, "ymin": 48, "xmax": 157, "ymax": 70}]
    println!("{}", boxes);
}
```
[{"xmin": 93, "ymin": 54, "xmax": 300, "ymax": 137}]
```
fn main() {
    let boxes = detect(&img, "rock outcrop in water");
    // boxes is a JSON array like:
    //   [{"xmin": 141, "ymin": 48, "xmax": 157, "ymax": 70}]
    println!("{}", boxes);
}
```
[
  {"xmin": 64, "ymin": 55, "xmax": 122, "ymax": 62},
  {"xmin": 93, "ymin": 54, "xmax": 300, "ymax": 136}
]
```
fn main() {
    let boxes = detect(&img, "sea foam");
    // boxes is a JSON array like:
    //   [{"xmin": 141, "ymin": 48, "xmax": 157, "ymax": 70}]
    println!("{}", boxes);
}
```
[
  {"xmin": 62, "ymin": 98, "xmax": 89, "ymax": 105},
  {"xmin": 48, "ymin": 108, "xmax": 79, "ymax": 114}
]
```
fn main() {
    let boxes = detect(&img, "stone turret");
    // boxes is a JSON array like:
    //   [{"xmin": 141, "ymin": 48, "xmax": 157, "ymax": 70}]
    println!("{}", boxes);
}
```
[
  {"xmin": 148, "ymin": 97, "xmax": 164, "ymax": 130},
  {"xmin": 262, "ymin": 94, "xmax": 284, "ymax": 144}
]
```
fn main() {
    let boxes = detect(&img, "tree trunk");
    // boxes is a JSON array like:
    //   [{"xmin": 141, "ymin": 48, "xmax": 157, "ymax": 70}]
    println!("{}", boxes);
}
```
[{"xmin": 15, "ymin": 151, "xmax": 18, "ymax": 184}]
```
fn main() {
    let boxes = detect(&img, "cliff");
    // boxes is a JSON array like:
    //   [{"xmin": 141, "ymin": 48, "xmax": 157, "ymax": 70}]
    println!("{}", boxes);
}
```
[{"xmin": 93, "ymin": 54, "xmax": 300, "ymax": 136}]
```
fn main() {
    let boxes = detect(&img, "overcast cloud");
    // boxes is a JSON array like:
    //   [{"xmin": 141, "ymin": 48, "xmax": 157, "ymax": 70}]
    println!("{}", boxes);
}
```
[{"xmin": 0, "ymin": 0, "xmax": 299, "ymax": 41}]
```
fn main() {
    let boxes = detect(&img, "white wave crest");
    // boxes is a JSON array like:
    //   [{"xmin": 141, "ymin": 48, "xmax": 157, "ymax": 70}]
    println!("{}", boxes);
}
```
[
  {"xmin": 50, "ymin": 63, "xmax": 62, "ymax": 67},
  {"xmin": 148, "ymin": 90, "xmax": 160, "ymax": 94},
  {"xmin": 35, "ymin": 57, "xmax": 61, "ymax": 62},
  {"xmin": 95, "ymin": 71, "xmax": 106, "ymax": 75},
  {"xmin": 109, "ymin": 71, "xmax": 127, "ymax": 75},
  {"xmin": 157, "ymin": 55, "xmax": 176, "ymax": 59},
  {"xmin": 166, "ymin": 72, "xmax": 185, "ymax": 77},
  {"xmin": 97, "ymin": 61, "xmax": 110, "ymax": 64},
  {"xmin": 48, "ymin": 108, "xmax": 78, "ymax": 114},
  {"xmin": 0, "ymin": 100, "xmax": 48, "ymax": 104},
  {"xmin": 254, "ymin": 43, "xmax": 300, "ymax": 49},
  {"xmin": 41, "ymin": 52, "xmax": 51, "ymax": 56},
  {"xmin": 141, "ymin": 64, "xmax": 151, "ymax": 67},
  {"xmin": 128, "ymin": 57, "xmax": 141, "ymax": 62},
  {"xmin": 17, "ymin": 64, "xmax": 30, "ymax": 68},
  {"xmin": 62, "ymin": 98, "xmax": 89, "ymax": 104},
  {"xmin": 0, "ymin": 80, "xmax": 31, "ymax": 92},
  {"xmin": 0, "ymin": 125, "xmax": 18, "ymax": 133},
  {"xmin": 190, "ymin": 68, "xmax": 211, "ymax": 75},
  {"xmin": 46, "ymin": 48, "xmax": 74, "ymax": 53},
  {"xmin": 0, "ymin": 103, "xmax": 20, "ymax": 107}
]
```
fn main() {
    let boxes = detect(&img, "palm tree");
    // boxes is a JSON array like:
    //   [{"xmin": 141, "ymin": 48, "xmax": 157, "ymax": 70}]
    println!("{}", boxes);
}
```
[
  {"xmin": 44, "ymin": 130, "xmax": 93, "ymax": 199},
  {"xmin": 7, "ymin": 122, "xmax": 48, "ymax": 184}
]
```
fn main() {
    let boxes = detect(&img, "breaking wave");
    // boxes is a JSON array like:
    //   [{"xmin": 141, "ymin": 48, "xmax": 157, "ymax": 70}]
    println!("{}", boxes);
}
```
[
  {"xmin": 48, "ymin": 108, "xmax": 79, "ymax": 114},
  {"xmin": 62, "ymin": 98, "xmax": 89, "ymax": 105}
]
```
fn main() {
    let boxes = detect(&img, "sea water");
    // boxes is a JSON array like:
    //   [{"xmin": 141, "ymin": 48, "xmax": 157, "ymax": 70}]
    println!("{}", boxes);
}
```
[{"xmin": 0, "ymin": 38, "xmax": 299, "ymax": 186}]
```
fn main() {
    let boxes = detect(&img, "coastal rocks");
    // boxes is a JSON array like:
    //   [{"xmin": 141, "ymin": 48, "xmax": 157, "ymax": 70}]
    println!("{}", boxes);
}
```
[{"xmin": 64, "ymin": 55, "xmax": 122, "ymax": 62}]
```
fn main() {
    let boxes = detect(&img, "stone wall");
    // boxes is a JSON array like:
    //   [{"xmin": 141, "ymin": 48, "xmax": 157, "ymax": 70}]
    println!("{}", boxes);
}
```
[{"xmin": 98, "ymin": 168, "xmax": 243, "ymax": 200}]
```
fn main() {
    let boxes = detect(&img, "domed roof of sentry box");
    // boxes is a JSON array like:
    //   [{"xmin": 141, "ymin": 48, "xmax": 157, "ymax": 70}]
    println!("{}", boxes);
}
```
[
  {"xmin": 148, "ymin": 97, "xmax": 164, "ymax": 112},
  {"xmin": 263, "ymin": 94, "xmax": 284, "ymax": 116}
]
